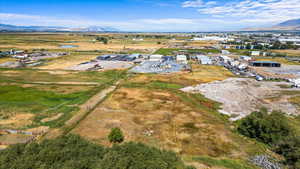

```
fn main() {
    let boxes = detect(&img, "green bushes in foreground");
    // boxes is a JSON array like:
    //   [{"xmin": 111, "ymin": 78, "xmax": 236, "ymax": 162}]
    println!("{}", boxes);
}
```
[
  {"xmin": 237, "ymin": 110, "xmax": 291, "ymax": 145},
  {"xmin": 237, "ymin": 110, "xmax": 300, "ymax": 168},
  {"xmin": 0, "ymin": 135, "xmax": 190, "ymax": 169}
]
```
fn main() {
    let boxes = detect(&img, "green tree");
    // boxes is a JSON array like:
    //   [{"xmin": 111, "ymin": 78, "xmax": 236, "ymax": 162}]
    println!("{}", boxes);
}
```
[
  {"xmin": 237, "ymin": 110, "xmax": 291, "ymax": 145},
  {"xmin": 274, "ymin": 136, "xmax": 300, "ymax": 169},
  {"xmin": 108, "ymin": 127, "xmax": 124, "ymax": 144},
  {"xmin": 96, "ymin": 37, "xmax": 109, "ymax": 44}
]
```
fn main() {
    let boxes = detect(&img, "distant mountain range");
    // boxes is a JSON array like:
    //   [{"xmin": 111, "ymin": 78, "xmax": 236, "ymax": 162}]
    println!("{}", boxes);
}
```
[
  {"xmin": 244, "ymin": 18, "xmax": 300, "ymax": 31},
  {"xmin": 0, "ymin": 24, "xmax": 120, "ymax": 32}
]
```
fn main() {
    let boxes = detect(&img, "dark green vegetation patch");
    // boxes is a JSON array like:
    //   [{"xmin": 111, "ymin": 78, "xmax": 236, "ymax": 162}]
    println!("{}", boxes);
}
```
[
  {"xmin": 237, "ymin": 110, "xmax": 300, "ymax": 169},
  {"xmin": 0, "ymin": 135, "xmax": 191, "ymax": 169}
]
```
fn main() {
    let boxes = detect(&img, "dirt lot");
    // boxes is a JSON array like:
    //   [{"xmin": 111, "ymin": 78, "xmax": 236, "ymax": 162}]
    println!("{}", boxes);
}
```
[
  {"xmin": 251, "ymin": 65, "xmax": 300, "ymax": 79},
  {"xmin": 68, "ymin": 61, "xmax": 133, "ymax": 71},
  {"xmin": 271, "ymin": 49, "xmax": 300, "ymax": 57},
  {"xmin": 182, "ymin": 78, "xmax": 300, "ymax": 120},
  {"xmin": 129, "ymin": 64, "xmax": 234, "ymax": 86}
]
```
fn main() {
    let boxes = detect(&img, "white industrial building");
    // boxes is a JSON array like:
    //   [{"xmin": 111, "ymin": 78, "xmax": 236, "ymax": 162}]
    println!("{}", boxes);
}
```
[
  {"xmin": 149, "ymin": 54, "xmax": 163, "ymax": 61},
  {"xmin": 279, "ymin": 38, "xmax": 300, "ymax": 45},
  {"xmin": 176, "ymin": 55, "xmax": 187, "ymax": 64},
  {"xmin": 196, "ymin": 55, "xmax": 212, "ymax": 65}
]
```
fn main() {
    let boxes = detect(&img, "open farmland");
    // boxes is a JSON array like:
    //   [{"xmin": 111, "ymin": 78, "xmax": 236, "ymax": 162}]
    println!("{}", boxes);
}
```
[
  {"xmin": 0, "ymin": 68, "xmax": 125, "ymax": 146},
  {"xmin": 0, "ymin": 33, "xmax": 165, "ymax": 52},
  {"xmin": 0, "ymin": 33, "xmax": 169, "ymax": 70}
]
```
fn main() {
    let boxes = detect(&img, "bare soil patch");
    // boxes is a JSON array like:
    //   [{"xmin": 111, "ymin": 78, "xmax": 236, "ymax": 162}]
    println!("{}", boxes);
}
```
[
  {"xmin": 41, "ymin": 113, "xmax": 63, "ymax": 123},
  {"xmin": 0, "ymin": 113, "xmax": 34, "ymax": 129},
  {"xmin": 182, "ymin": 78, "xmax": 300, "ymax": 120}
]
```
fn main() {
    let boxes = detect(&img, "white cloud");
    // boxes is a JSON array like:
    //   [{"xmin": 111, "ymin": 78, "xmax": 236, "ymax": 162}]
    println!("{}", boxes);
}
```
[
  {"xmin": 0, "ymin": 12, "xmax": 231, "ymax": 31},
  {"xmin": 182, "ymin": 0, "xmax": 217, "ymax": 8},
  {"xmin": 182, "ymin": 0, "xmax": 204, "ymax": 8},
  {"xmin": 194, "ymin": 0, "xmax": 300, "ymax": 24}
]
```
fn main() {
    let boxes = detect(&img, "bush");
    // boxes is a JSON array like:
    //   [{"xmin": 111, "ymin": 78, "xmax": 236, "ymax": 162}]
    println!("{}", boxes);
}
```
[
  {"xmin": 108, "ymin": 127, "xmax": 124, "ymax": 144},
  {"xmin": 237, "ymin": 110, "xmax": 300, "ymax": 168},
  {"xmin": 0, "ymin": 135, "xmax": 191, "ymax": 169},
  {"xmin": 99, "ymin": 142, "xmax": 186, "ymax": 169},
  {"xmin": 237, "ymin": 110, "xmax": 291, "ymax": 145},
  {"xmin": 274, "ymin": 136, "xmax": 300, "ymax": 169}
]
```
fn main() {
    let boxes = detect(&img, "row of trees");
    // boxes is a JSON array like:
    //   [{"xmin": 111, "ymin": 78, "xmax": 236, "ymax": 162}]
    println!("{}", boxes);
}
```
[
  {"xmin": 237, "ymin": 110, "xmax": 300, "ymax": 168},
  {"xmin": 96, "ymin": 37, "xmax": 109, "ymax": 44}
]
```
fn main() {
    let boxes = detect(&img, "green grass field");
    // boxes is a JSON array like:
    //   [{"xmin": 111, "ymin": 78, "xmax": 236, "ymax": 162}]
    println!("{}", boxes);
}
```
[{"xmin": 0, "ymin": 69, "xmax": 126, "ymax": 129}]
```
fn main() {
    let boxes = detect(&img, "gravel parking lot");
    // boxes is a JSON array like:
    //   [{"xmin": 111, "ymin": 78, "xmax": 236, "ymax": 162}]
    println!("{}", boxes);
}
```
[{"xmin": 68, "ymin": 60, "xmax": 133, "ymax": 71}]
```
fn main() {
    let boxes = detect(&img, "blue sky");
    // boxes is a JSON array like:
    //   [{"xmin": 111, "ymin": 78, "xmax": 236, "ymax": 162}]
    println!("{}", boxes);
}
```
[{"xmin": 0, "ymin": 0, "xmax": 299, "ymax": 31}]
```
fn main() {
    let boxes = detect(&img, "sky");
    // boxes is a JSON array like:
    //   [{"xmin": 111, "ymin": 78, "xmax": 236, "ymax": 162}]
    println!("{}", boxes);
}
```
[{"xmin": 0, "ymin": 0, "xmax": 300, "ymax": 32}]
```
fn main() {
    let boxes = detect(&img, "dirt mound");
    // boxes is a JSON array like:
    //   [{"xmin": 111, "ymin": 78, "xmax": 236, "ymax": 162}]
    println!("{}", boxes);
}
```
[{"xmin": 181, "ymin": 78, "xmax": 300, "ymax": 120}]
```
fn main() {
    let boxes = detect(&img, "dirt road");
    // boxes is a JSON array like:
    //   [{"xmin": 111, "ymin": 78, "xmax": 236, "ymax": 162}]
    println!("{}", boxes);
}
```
[{"xmin": 42, "ymin": 84, "xmax": 118, "ymax": 139}]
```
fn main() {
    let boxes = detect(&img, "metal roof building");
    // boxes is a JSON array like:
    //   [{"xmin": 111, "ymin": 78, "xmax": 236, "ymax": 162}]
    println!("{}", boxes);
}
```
[{"xmin": 249, "ymin": 61, "xmax": 281, "ymax": 67}]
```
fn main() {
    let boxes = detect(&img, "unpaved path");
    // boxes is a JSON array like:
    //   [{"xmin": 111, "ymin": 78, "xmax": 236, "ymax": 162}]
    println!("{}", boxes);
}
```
[
  {"xmin": 42, "ymin": 84, "xmax": 118, "ymax": 139},
  {"xmin": 32, "ymin": 81, "xmax": 99, "ymax": 85}
]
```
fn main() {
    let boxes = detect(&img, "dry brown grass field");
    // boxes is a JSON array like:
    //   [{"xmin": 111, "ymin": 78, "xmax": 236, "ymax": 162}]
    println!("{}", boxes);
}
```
[
  {"xmin": 72, "ymin": 67, "xmax": 266, "ymax": 167},
  {"xmin": 271, "ymin": 49, "xmax": 300, "ymax": 57},
  {"xmin": 0, "ymin": 33, "xmax": 166, "ymax": 52}
]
